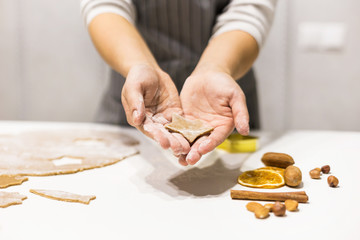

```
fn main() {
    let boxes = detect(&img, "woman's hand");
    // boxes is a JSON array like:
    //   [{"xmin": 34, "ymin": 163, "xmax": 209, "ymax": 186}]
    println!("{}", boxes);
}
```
[
  {"xmin": 179, "ymin": 70, "xmax": 249, "ymax": 165},
  {"xmin": 122, "ymin": 64, "xmax": 190, "ymax": 157}
]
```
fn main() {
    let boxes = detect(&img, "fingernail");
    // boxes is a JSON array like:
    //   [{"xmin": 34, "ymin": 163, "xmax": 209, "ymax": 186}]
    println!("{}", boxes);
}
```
[
  {"xmin": 173, "ymin": 147, "xmax": 182, "ymax": 156},
  {"xmin": 133, "ymin": 110, "xmax": 139, "ymax": 122},
  {"xmin": 178, "ymin": 155, "xmax": 188, "ymax": 166},
  {"xmin": 186, "ymin": 150, "xmax": 196, "ymax": 164},
  {"xmin": 238, "ymin": 119, "xmax": 249, "ymax": 135}
]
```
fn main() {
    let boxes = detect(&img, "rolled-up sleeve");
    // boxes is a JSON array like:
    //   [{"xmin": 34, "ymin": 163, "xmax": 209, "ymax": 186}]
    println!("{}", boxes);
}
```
[
  {"xmin": 80, "ymin": 0, "xmax": 136, "ymax": 26},
  {"xmin": 212, "ymin": 0, "xmax": 277, "ymax": 48}
]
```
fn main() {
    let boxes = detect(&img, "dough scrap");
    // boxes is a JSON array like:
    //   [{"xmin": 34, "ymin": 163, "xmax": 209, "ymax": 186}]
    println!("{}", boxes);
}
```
[
  {"xmin": 165, "ymin": 114, "xmax": 213, "ymax": 143},
  {"xmin": 30, "ymin": 189, "xmax": 96, "ymax": 205},
  {"xmin": 0, "ymin": 175, "xmax": 28, "ymax": 188},
  {"xmin": 0, "ymin": 128, "xmax": 139, "ymax": 176},
  {"xmin": 0, "ymin": 191, "xmax": 27, "ymax": 208}
]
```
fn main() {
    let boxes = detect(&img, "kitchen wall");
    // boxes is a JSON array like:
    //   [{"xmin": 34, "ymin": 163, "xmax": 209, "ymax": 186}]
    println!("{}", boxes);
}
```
[
  {"xmin": 286, "ymin": 0, "xmax": 360, "ymax": 131},
  {"xmin": 253, "ymin": 0, "xmax": 288, "ymax": 131},
  {"xmin": 0, "ymin": 0, "xmax": 106, "ymax": 122},
  {"xmin": 1, "ymin": 0, "xmax": 359, "ymax": 131},
  {"xmin": 256, "ymin": 0, "xmax": 360, "ymax": 131}
]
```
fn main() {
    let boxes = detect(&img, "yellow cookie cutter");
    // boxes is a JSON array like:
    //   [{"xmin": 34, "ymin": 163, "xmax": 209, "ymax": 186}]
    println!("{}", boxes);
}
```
[{"xmin": 217, "ymin": 133, "xmax": 258, "ymax": 153}]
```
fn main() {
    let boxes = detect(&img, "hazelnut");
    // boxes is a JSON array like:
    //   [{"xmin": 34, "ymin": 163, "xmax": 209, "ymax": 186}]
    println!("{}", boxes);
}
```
[
  {"xmin": 321, "ymin": 165, "xmax": 331, "ymax": 174},
  {"xmin": 309, "ymin": 168, "xmax": 321, "ymax": 179},
  {"xmin": 284, "ymin": 166, "xmax": 302, "ymax": 187},
  {"xmin": 314, "ymin": 167, "xmax": 321, "ymax": 172},
  {"xmin": 254, "ymin": 206, "xmax": 270, "ymax": 219},
  {"xmin": 273, "ymin": 201, "xmax": 286, "ymax": 216},
  {"xmin": 284, "ymin": 199, "xmax": 298, "ymax": 211},
  {"xmin": 246, "ymin": 202, "xmax": 263, "ymax": 212},
  {"xmin": 264, "ymin": 203, "xmax": 274, "ymax": 212},
  {"xmin": 327, "ymin": 175, "xmax": 339, "ymax": 187}
]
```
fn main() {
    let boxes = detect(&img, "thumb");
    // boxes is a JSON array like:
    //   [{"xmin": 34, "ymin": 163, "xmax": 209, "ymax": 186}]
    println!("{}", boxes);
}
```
[
  {"xmin": 230, "ymin": 91, "xmax": 250, "ymax": 135},
  {"xmin": 121, "ymin": 83, "xmax": 145, "ymax": 127}
]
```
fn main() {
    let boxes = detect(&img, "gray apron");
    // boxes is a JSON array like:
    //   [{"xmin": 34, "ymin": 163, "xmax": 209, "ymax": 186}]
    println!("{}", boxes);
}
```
[{"xmin": 95, "ymin": 0, "xmax": 260, "ymax": 130}]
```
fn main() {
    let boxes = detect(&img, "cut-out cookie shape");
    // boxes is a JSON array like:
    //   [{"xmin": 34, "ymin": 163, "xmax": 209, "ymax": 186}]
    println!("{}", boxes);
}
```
[
  {"xmin": 30, "ymin": 189, "xmax": 96, "ymax": 205},
  {"xmin": 0, "ymin": 129, "xmax": 139, "ymax": 176},
  {"xmin": 0, "ymin": 191, "xmax": 27, "ymax": 208},
  {"xmin": 165, "ymin": 114, "xmax": 213, "ymax": 144},
  {"xmin": 0, "ymin": 175, "xmax": 28, "ymax": 188}
]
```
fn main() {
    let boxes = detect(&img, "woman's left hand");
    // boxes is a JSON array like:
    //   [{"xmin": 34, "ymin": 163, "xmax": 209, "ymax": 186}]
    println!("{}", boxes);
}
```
[{"xmin": 179, "ymin": 70, "xmax": 250, "ymax": 165}]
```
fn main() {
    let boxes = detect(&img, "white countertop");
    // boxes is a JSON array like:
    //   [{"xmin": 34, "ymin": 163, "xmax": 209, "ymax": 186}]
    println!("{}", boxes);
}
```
[{"xmin": 0, "ymin": 122, "xmax": 359, "ymax": 240}]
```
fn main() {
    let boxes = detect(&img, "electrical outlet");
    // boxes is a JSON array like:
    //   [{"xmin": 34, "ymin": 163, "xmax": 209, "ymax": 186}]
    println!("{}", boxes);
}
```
[{"xmin": 298, "ymin": 22, "xmax": 347, "ymax": 52}]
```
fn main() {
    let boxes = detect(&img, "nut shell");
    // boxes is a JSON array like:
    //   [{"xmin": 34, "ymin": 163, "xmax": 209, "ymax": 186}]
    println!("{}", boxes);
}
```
[
  {"xmin": 285, "ymin": 199, "xmax": 298, "ymax": 211},
  {"xmin": 264, "ymin": 203, "xmax": 274, "ymax": 212},
  {"xmin": 261, "ymin": 152, "xmax": 295, "ymax": 169},
  {"xmin": 309, "ymin": 169, "xmax": 321, "ymax": 179},
  {"xmin": 254, "ymin": 206, "xmax": 270, "ymax": 219},
  {"xmin": 273, "ymin": 201, "xmax": 286, "ymax": 216},
  {"xmin": 246, "ymin": 202, "xmax": 263, "ymax": 212},
  {"xmin": 327, "ymin": 175, "xmax": 339, "ymax": 187},
  {"xmin": 284, "ymin": 166, "xmax": 302, "ymax": 187},
  {"xmin": 321, "ymin": 165, "xmax": 331, "ymax": 174}
]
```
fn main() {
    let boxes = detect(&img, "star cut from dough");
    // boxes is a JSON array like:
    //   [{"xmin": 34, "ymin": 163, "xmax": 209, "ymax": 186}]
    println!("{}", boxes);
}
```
[
  {"xmin": 0, "ymin": 191, "xmax": 27, "ymax": 208},
  {"xmin": 165, "ymin": 114, "xmax": 214, "ymax": 144},
  {"xmin": 0, "ymin": 175, "xmax": 28, "ymax": 188},
  {"xmin": 30, "ymin": 189, "xmax": 96, "ymax": 205}
]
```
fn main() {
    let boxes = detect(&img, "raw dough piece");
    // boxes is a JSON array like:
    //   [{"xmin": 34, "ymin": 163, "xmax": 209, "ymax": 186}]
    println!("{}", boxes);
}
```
[
  {"xmin": 0, "ymin": 128, "xmax": 139, "ymax": 176},
  {"xmin": 0, "ymin": 175, "xmax": 28, "ymax": 188},
  {"xmin": 165, "ymin": 114, "xmax": 213, "ymax": 143},
  {"xmin": 0, "ymin": 191, "xmax": 27, "ymax": 208},
  {"xmin": 30, "ymin": 189, "xmax": 96, "ymax": 205}
]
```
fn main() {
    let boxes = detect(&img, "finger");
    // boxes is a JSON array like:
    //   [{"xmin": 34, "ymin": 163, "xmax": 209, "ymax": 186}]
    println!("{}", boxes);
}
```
[
  {"xmin": 165, "ymin": 131, "xmax": 183, "ymax": 156},
  {"xmin": 197, "ymin": 125, "xmax": 233, "ymax": 155},
  {"xmin": 141, "ymin": 121, "xmax": 171, "ymax": 149},
  {"xmin": 142, "ymin": 120, "xmax": 185, "ymax": 154},
  {"xmin": 172, "ymin": 133, "xmax": 191, "ymax": 155},
  {"xmin": 161, "ymin": 129, "xmax": 191, "ymax": 156},
  {"xmin": 178, "ymin": 155, "xmax": 188, "ymax": 166},
  {"xmin": 162, "ymin": 107, "xmax": 184, "ymax": 122},
  {"xmin": 149, "ymin": 114, "xmax": 187, "ymax": 154},
  {"xmin": 121, "ymin": 84, "xmax": 145, "ymax": 127},
  {"xmin": 186, "ymin": 148, "xmax": 202, "ymax": 165},
  {"xmin": 185, "ymin": 136, "xmax": 208, "ymax": 165},
  {"xmin": 230, "ymin": 90, "xmax": 249, "ymax": 136}
]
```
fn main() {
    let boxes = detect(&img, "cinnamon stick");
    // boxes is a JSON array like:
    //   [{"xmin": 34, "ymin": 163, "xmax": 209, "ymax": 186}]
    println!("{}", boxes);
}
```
[{"xmin": 230, "ymin": 190, "xmax": 309, "ymax": 203}]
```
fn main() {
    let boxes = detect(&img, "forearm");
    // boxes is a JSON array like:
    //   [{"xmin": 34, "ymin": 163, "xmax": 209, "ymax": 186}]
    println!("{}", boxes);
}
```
[
  {"xmin": 88, "ymin": 13, "xmax": 158, "ymax": 76},
  {"xmin": 193, "ymin": 30, "xmax": 259, "ymax": 80}
]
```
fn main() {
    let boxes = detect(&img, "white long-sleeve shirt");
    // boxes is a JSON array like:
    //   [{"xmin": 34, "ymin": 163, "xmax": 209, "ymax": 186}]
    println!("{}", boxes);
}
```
[{"xmin": 80, "ymin": 0, "xmax": 277, "ymax": 48}]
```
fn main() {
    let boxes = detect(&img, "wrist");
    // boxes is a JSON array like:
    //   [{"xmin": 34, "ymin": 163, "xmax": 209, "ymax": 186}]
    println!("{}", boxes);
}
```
[
  {"xmin": 126, "ymin": 60, "xmax": 165, "ymax": 75},
  {"xmin": 126, "ymin": 64, "xmax": 170, "ymax": 86},
  {"xmin": 124, "ymin": 61, "xmax": 161, "ymax": 77},
  {"xmin": 192, "ymin": 62, "xmax": 232, "ymax": 78}
]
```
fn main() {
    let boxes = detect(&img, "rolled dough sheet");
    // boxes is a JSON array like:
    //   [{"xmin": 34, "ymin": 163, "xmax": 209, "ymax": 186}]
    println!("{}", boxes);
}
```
[
  {"xmin": 0, "ymin": 191, "xmax": 27, "ymax": 208},
  {"xmin": 165, "ymin": 113, "xmax": 213, "ymax": 143},
  {"xmin": 0, "ymin": 175, "xmax": 28, "ymax": 188},
  {"xmin": 0, "ymin": 128, "xmax": 139, "ymax": 176},
  {"xmin": 30, "ymin": 189, "xmax": 96, "ymax": 205}
]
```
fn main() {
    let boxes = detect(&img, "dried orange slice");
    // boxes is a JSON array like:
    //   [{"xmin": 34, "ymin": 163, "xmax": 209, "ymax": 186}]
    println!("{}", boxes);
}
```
[
  {"xmin": 257, "ymin": 166, "xmax": 285, "ymax": 175},
  {"xmin": 238, "ymin": 167, "xmax": 285, "ymax": 189}
]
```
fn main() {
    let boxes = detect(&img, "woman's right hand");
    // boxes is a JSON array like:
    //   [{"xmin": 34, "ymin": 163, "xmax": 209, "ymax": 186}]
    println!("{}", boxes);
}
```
[{"xmin": 121, "ymin": 64, "xmax": 190, "ymax": 158}]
